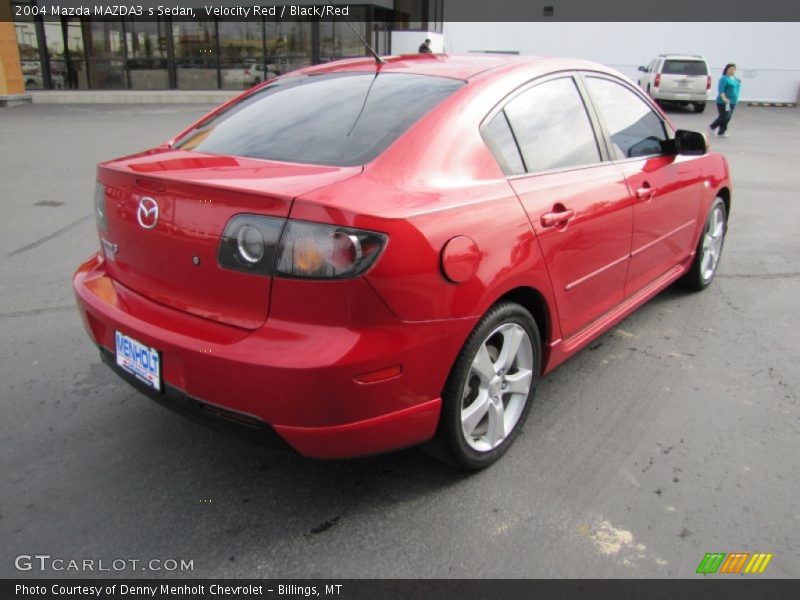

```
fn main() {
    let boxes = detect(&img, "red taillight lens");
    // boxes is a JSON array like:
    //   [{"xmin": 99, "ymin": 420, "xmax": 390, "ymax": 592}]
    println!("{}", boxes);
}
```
[
  {"xmin": 707, "ymin": 76, "xmax": 712, "ymax": 90},
  {"xmin": 218, "ymin": 217, "xmax": 387, "ymax": 279},
  {"xmin": 276, "ymin": 221, "xmax": 387, "ymax": 279},
  {"xmin": 654, "ymin": 73, "xmax": 661, "ymax": 88}
]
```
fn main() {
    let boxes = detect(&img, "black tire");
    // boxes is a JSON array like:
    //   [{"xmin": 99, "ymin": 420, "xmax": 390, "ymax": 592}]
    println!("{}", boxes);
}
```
[
  {"xmin": 694, "ymin": 102, "xmax": 707, "ymax": 113},
  {"xmin": 681, "ymin": 197, "xmax": 728, "ymax": 291},
  {"xmin": 425, "ymin": 302, "xmax": 541, "ymax": 470}
]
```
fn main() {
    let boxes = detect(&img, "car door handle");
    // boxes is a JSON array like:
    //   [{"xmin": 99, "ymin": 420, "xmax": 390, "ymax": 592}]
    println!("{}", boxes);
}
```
[
  {"xmin": 636, "ymin": 185, "xmax": 656, "ymax": 200},
  {"xmin": 540, "ymin": 209, "xmax": 575, "ymax": 228}
]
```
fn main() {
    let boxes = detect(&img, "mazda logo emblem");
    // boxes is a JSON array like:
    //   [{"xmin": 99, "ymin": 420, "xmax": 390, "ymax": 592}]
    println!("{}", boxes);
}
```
[{"xmin": 137, "ymin": 197, "xmax": 159, "ymax": 229}]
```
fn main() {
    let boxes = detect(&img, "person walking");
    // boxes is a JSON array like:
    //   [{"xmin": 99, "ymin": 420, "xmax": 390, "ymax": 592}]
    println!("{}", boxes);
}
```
[
  {"xmin": 418, "ymin": 38, "xmax": 432, "ymax": 53},
  {"xmin": 708, "ymin": 63, "xmax": 741, "ymax": 138}
]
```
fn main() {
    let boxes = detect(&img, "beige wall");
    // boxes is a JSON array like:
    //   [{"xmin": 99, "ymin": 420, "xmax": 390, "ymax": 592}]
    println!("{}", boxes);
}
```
[{"xmin": 0, "ymin": 0, "xmax": 24, "ymax": 95}]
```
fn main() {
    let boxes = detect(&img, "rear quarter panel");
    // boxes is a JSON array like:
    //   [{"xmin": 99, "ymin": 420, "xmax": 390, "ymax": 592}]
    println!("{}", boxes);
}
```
[
  {"xmin": 291, "ymin": 177, "xmax": 556, "ymax": 329},
  {"xmin": 693, "ymin": 151, "xmax": 732, "ymax": 243},
  {"xmin": 291, "ymin": 64, "xmax": 565, "ymax": 345}
]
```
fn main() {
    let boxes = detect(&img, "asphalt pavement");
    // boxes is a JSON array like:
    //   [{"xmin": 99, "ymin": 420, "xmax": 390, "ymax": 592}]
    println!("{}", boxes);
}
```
[{"xmin": 0, "ymin": 102, "xmax": 798, "ymax": 578}]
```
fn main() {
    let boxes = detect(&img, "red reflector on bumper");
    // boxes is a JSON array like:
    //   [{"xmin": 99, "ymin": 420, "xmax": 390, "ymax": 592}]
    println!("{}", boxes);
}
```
[{"xmin": 353, "ymin": 364, "xmax": 403, "ymax": 384}]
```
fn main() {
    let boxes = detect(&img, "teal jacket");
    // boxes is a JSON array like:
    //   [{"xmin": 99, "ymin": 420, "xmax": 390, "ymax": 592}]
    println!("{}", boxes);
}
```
[{"xmin": 717, "ymin": 75, "xmax": 741, "ymax": 105}]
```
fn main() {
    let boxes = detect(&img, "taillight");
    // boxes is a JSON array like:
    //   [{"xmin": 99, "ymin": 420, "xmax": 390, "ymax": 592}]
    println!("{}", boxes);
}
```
[
  {"xmin": 94, "ymin": 182, "xmax": 108, "ymax": 230},
  {"xmin": 275, "ymin": 220, "xmax": 387, "ymax": 279},
  {"xmin": 654, "ymin": 73, "xmax": 661, "ymax": 88},
  {"xmin": 217, "ymin": 214, "xmax": 283, "ymax": 275},
  {"xmin": 218, "ymin": 216, "xmax": 387, "ymax": 279},
  {"xmin": 706, "ymin": 76, "xmax": 712, "ymax": 90}
]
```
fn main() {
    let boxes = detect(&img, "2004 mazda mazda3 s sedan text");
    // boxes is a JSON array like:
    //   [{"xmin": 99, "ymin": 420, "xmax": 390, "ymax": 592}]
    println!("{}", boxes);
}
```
[{"xmin": 73, "ymin": 54, "xmax": 731, "ymax": 469}]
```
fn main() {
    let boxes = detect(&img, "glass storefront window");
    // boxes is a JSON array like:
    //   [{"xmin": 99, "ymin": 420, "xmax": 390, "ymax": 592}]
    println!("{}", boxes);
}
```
[
  {"xmin": 43, "ymin": 21, "xmax": 64, "ymax": 58},
  {"xmin": 12, "ymin": 7, "xmax": 427, "ymax": 92},
  {"xmin": 339, "ymin": 18, "xmax": 368, "ymax": 58},
  {"xmin": 266, "ymin": 20, "xmax": 312, "ymax": 77},
  {"xmin": 41, "ymin": 19, "xmax": 88, "ymax": 89},
  {"xmin": 319, "ymin": 10, "xmax": 368, "ymax": 62},
  {"xmin": 64, "ymin": 19, "xmax": 88, "ymax": 89},
  {"xmin": 65, "ymin": 20, "xmax": 85, "ymax": 57},
  {"xmin": 319, "ymin": 22, "xmax": 335, "ymax": 60},
  {"xmin": 173, "ymin": 21, "xmax": 217, "ymax": 89},
  {"xmin": 319, "ymin": 21, "xmax": 369, "ymax": 62},
  {"xmin": 86, "ymin": 20, "xmax": 126, "ymax": 89},
  {"xmin": 126, "ymin": 19, "xmax": 169, "ymax": 89},
  {"xmin": 13, "ymin": 16, "xmax": 43, "ymax": 89},
  {"xmin": 39, "ymin": 20, "xmax": 66, "ymax": 89},
  {"xmin": 87, "ymin": 20, "xmax": 123, "ymax": 59},
  {"xmin": 219, "ymin": 21, "xmax": 263, "ymax": 90}
]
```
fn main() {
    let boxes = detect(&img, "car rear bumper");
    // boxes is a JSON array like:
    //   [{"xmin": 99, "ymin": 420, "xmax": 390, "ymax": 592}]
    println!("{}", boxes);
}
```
[
  {"xmin": 74, "ymin": 253, "xmax": 471, "ymax": 458},
  {"xmin": 652, "ymin": 91, "xmax": 707, "ymax": 102}
]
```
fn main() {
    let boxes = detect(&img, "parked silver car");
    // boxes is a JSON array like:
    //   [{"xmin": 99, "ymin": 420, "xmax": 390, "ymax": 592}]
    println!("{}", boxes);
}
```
[{"xmin": 638, "ymin": 54, "xmax": 711, "ymax": 112}]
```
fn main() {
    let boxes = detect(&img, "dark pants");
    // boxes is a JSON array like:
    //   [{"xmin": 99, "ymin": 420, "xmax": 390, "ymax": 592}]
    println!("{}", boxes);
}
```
[{"xmin": 710, "ymin": 102, "xmax": 736, "ymax": 134}]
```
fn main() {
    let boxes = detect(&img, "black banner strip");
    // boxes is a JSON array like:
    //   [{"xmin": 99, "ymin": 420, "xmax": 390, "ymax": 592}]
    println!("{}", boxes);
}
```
[
  {"xmin": 4, "ymin": 579, "xmax": 800, "ymax": 600},
  {"xmin": 4, "ymin": 0, "xmax": 800, "ymax": 23}
]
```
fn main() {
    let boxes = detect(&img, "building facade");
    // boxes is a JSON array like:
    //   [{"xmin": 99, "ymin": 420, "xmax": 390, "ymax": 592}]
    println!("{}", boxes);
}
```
[{"xmin": 11, "ymin": 0, "xmax": 443, "ymax": 91}]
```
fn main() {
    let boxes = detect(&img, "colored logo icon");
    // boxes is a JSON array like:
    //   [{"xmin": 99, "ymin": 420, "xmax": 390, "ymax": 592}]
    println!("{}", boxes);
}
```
[{"xmin": 696, "ymin": 552, "xmax": 772, "ymax": 574}]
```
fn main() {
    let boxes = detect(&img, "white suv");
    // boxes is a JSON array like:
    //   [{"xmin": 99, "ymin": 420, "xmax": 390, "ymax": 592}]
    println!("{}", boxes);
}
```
[{"xmin": 637, "ymin": 54, "xmax": 711, "ymax": 113}]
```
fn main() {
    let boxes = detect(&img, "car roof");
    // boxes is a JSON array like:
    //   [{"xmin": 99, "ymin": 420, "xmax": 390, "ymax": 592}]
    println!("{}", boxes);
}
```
[
  {"xmin": 294, "ymin": 53, "xmax": 563, "ymax": 81},
  {"xmin": 658, "ymin": 54, "xmax": 707, "ymax": 61}
]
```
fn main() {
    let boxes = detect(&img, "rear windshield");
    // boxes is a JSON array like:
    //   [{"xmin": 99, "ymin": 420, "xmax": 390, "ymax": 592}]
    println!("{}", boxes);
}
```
[
  {"xmin": 662, "ymin": 60, "xmax": 708, "ymax": 76},
  {"xmin": 173, "ymin": 72, "xmax": 465, "ymax": 166}
]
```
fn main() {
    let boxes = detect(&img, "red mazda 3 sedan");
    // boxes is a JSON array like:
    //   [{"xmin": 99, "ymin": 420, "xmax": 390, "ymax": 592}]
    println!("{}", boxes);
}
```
[{"xmin": 74, "ymin": 54, "xmax": 730, "ymax": 468}]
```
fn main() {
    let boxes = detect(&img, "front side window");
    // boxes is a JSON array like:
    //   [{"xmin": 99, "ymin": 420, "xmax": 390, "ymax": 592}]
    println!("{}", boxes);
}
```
[
  {"xmin": 173, "ymin": 72, "xmax": 464, "ymax": 166},
  {"xmin": 503, "ymin": 77, "xmax": 601, "ymax": 173},
  {"xmin": 585, "ymin": 77, "xmax": 668, "ymax": 160}
]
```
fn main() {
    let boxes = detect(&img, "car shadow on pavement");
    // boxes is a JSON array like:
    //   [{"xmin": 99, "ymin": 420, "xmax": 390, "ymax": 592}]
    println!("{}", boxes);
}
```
[
  {"xmin": 75, "ymin": 280, "xmax": 697, "ymax": 535},
  {"xmin": 86, "ymin": 389, "xmax": 469, "ymax": 545}
]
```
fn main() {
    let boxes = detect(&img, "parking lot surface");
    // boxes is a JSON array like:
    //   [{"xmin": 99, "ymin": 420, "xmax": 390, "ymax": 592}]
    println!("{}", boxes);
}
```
[{"xmin": 1, "ymin": 102, "xmax": 798, "ymax": 578}]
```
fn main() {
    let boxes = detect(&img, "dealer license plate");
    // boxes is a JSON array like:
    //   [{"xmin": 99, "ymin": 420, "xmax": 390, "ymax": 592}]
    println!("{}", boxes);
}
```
[{"xmin": 115, "ymin": 331, "xmax": 161, "ymax": 392}]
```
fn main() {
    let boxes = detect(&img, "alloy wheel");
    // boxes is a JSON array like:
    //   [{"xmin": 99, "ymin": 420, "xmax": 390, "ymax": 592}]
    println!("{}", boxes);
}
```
[
  {"xmin": 460, "ymin": 323, "xmax": 534, "ymax": 452},
  {"xmin": 700, "ymin": 204, "xmax": 726, "ymax": 281}
]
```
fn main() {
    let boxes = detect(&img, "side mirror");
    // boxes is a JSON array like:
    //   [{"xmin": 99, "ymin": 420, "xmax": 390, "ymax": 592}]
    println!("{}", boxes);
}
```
[
  {"xmin": 674, "ymin": 129, "xmax": 708, "ymax": 156},
  {"xmin": 638, "ymin": 65, "xmax": 648, "ymax": 72}
]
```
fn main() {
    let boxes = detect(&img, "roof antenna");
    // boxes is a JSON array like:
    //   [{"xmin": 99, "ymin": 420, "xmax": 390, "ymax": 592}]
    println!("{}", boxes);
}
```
[{"xmin": 325, "ymin": 1, "xmax": 385, "ymax": 64}]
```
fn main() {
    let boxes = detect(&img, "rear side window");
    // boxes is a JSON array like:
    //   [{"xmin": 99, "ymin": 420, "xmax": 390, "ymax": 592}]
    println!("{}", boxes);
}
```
[
  {"xmin": 585, "ymin": 77, "xmax": 668, "ymax": 160},
  {"xmin": 482, "ymin": 111, "xmax": 525, "ymax": 175},
  {"xmin": 503, "ymin": 77, "xmax": 601, "ymax": 173},
  {"xmin": 173, "ymin": 73, "xmax": 464, "ymax": 166},
  {"xmin": 662, "ymin": 60, "xmax": 708, "ymax": 76}
]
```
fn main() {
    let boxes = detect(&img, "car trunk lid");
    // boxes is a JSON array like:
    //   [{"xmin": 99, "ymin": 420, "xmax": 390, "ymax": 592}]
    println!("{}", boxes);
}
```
[{"xmin": 97, "ymin": 149, "xmax": 361, "ymax": 329}]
